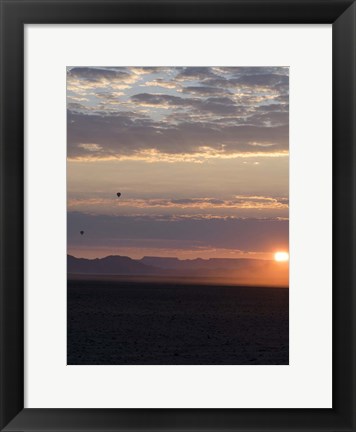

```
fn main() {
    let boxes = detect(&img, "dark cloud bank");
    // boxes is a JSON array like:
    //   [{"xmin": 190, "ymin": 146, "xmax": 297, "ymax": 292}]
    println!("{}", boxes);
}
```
[{"xmin": 68, "ymin": 212, "xmax": 288, "ymax": 252}]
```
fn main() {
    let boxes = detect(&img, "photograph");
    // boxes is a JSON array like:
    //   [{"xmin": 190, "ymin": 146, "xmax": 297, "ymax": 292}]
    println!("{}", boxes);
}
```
[
  {"xmin": 2, "ymin": 0, "xmax": 355, "ymax": 429},
  {"xmin": 67, "ymin": 66, "xmax": 289, "ymax": 365}
]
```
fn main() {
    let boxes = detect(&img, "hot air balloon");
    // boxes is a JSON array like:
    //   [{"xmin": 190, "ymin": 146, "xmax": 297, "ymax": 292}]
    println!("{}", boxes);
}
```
[
  {"xmin": 80, "ymin": 231, "xmax": 84, "ymax": 235},
  {"xmin": 116, "ymin": 192, "xmax": 121, "ymax": 198}
]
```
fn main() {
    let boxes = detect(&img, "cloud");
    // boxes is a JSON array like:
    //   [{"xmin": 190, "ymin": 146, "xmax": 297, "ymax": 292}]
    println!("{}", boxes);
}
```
[
  {"xmin": 67, "ymin": 67, "xmax": 140, "ymax": 93},
  {"xmin": 131, "ymin": 93, "xmax": 242, "ymax": 116},
  {"xmin": 68, "ymin": 67, "xmax": 130, "ymax": 83},
  {"xmin": 67, "ymin": 212, "xmax": 289, "ymax": 253},
  {"xmin": 214, "ymin": 66, "xmax": 289, "ymax": 76},
  {"xmin": 68, "ymin": 102, "xmax": 87, "ymax": 111},
  {"xmin": 175, "ymin": 67, "xmax": 220, "ymax": 81},
  {"xmin": 181, "ymin": 86, "xmax": 232, "ymax": 96},
  {"xmin": 232, "ymin": 73, "xmax": 288, "ymax": 89},
  {"xmin": 203, "ymin": 74, "xmax": 289, "ymax": 97},
  {"xmin": 68, "ymin": 109, "xmax": 288, "ymax": 161},
  {"xmin": 131, "ymin": 93, "xmax": 190, "ymax": 108},
  {"xmin": 68, "ymin": 195, "xmax": 288, "ymax": 215},
  {"xmin": 142, "ymin": 79, "xmax": 180, "ymax": 90},
  {"xmin": 67, "ymin": 67, "xmax": 289, "ymax": 161}
]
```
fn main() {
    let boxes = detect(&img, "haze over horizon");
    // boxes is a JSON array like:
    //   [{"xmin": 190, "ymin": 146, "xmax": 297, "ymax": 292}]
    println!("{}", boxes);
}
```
[
  {"xmin": 67, "ymin": 67, "xmax": 289, "ymax": 261},
  {"xmin": 67, "ymin": 254, "xmax": 289, "ymax": 287}
]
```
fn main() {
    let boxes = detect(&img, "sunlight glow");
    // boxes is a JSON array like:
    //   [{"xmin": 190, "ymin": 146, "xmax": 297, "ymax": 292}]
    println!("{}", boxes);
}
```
[{"xmin": 274, "ymin": 251, "xmax": 289, "ymax": 262}]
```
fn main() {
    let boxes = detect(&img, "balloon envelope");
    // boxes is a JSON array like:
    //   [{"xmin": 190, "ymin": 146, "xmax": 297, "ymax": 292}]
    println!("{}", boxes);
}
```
[
  {"xmin": 80, "ymin": 231, "xmax": 84, "ymax": 235},
  {"xmin": 116, "ymin": 192, "xmax": 121, "ymax": 197}
]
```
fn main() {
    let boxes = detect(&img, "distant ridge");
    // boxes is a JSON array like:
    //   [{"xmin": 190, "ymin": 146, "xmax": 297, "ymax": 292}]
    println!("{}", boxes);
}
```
[
  {"xmin": 140, "ymin": 256, "xmax": 263, "ymax": 271},
  {"xmin": 67, "ymin": 254, "xmax": 288, "ymax": 286},
  {"xmin": 67, "ymin": 255, "xmax": 157, "ymax": 275}
]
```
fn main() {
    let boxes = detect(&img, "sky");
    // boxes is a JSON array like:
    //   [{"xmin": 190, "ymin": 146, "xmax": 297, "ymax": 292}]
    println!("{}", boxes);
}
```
[{"xmin": 67, "ymin": 66, "xmax": 289, "ymax": 260}]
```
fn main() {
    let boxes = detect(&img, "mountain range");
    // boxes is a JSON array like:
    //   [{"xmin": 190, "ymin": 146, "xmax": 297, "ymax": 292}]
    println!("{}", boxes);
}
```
[{"xmin": 68, "ymin": 255, "xmax": 289, "ymax": 286}]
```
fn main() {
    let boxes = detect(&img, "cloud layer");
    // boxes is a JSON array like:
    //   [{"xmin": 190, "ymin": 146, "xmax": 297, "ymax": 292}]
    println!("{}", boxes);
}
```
[
  {"xmin": 67, "ymin": 67, "xmax": 289, "ymax": 161},
  {"xmin": 68, "ymin": 212, "xmax": 288, "ymax": 255}
]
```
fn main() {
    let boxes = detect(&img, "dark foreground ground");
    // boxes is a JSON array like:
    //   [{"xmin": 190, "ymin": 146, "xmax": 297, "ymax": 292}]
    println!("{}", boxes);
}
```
[{"xmin": 68, "ymin": 279, "xmax": 289, "ymax": 365}]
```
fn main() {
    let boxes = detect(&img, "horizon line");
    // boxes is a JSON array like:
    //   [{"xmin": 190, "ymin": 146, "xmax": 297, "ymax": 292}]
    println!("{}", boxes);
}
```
[{"xmin": 67, "ymin": 253, "xmax": 278, "ymax": 262}]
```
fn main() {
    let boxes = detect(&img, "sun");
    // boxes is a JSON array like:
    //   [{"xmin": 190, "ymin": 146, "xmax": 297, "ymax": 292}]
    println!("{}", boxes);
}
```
[{"xmin": 274, "ymin": 251, "xmax": 289, "ymax": 262}]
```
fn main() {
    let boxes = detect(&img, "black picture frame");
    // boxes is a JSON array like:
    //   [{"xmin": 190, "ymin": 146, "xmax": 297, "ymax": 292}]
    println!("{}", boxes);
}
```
[{"xmin": 1, "ymin": 0, "xmax": 355, "ymax": 431}]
